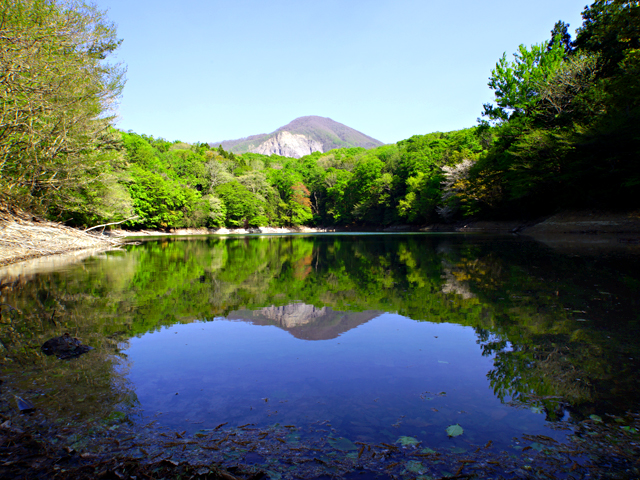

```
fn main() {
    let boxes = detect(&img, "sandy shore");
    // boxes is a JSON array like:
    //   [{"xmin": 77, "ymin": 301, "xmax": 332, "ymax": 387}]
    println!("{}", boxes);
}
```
[
  {"xmin": 2, "ymin": 209, "xmax": 640, "ymax": 269},
  {"xmin": 0, "ymin": 209, "xmax": 124, "ymax": 268}
]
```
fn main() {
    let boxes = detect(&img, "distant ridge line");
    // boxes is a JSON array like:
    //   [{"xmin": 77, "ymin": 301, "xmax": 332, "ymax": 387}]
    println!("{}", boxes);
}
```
[{"xmin": 212, "ymin": 115, "xmax": 384, "ymax": 158}]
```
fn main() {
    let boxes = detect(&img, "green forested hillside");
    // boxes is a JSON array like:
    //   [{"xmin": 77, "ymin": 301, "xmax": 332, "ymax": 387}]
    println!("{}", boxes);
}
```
[
  {"xmin": 109, "ymin": 128, "xmax": 484, "ymax": 229},
  {"xmin": 1, "ymin": 0, "xmax": 638, "ymax": 229}
]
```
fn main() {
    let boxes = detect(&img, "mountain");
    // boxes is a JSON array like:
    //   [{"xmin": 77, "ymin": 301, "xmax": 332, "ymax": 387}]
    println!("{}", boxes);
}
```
[
  {"xmin": 227, "ymin": 303, "xmax": 383, "ymax": 340},
  {"xmin": 213, "ymin": 116, "xmax": 384, "ymax": 158}
]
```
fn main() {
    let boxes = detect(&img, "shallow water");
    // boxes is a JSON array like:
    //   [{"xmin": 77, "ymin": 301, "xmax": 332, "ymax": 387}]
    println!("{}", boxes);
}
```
[{"xmin": 2, "ymin": 233, "xmax": 640, "ymax": 465}]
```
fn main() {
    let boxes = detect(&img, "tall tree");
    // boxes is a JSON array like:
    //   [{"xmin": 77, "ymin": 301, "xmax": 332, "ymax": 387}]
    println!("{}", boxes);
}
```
[
  {"xmin": 481, "ymin": 40, "xmax": 566, "ymax": 125},
  {"xmin": 547, "ymin": 20, "xmax": 573, "ymax": 54},
  {"xmin": 0, "ymin": 0, "xmax": 125, "ymax": 212}
]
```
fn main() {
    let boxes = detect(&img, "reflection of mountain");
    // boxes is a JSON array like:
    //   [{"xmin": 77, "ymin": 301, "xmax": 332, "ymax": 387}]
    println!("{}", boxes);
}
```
[{"xmin": 228, "ymin": 303, "xmax": 382, "ymax": 340}]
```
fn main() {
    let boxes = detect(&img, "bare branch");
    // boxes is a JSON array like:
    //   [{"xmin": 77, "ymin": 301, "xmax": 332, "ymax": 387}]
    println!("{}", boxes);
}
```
[{"xmin": 84, "ymin": 215, "xmax": 139, "ymax": 232}]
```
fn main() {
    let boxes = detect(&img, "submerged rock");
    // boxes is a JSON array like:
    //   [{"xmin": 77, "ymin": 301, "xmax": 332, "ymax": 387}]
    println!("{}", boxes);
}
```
[
  {"xmin": 15, "ymin": 395, "xmax": 35, "ymax": 413},
  {"xmin": 41, "ymin": 333, "xmax": 93, "ymax": 359}
]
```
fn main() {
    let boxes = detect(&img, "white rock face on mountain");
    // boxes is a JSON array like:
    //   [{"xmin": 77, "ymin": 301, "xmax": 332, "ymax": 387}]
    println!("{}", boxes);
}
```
[
  {"xmin": 258, "ymin": 303, "xmax": 328, "ymax": 328},
  {"xmin": 254, "ymin": 131, "xmax": 323, "ymax": 158},
  {"xmin": 215, "ymin": 116, "xmax": 385, "ymax": 158}
]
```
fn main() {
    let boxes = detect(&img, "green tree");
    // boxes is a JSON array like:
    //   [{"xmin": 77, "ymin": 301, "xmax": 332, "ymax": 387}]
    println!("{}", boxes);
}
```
[
  {"xmin": 397, "ymin": 171, "xmax": 442, "ymax": 223},
  {"xmin": 0, "ymin": 0, "xmax": 125, "ymax": 213},
  {"xmin": 547, "ymin": 20, "xmax": 573, "ymax": 54},
  {"xmin": 573, "ymin": 0, "xmax": 640, "ymax": 77},
  {"xmin": 215, "ymin": 181, "xmax": 266, "ymax": 228},
  {"xmin": 349, "ymin": 154, "xmax": 392, "ymax": 223},
  {"xmin": 324, "ymin": 168, "xmax": 354, "ymax": 224},
  {"xmin": 204, "ymin": 195, "xmax": 226, "ymax": 228},
  {"xmin": 482, "ymin": 40, "xmax": 566, "ymax": 125}
]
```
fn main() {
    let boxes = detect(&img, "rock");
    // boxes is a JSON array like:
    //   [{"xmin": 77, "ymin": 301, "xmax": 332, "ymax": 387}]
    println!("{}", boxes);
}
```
[
  {"xmin": 258, "ymin": 303, "xmax": 329, "ymax": 328},
  {"xmin": 41, "ymin": 333, "xmax": 93, "ymax": 359},
  {"xmin": 215, "ymin": 116, "xmax": 385, "ymax": 158},
  {"xmin": 15, "ymin": 396, "xmax": 35, "ymax": 413},
  {"xmin": 254, "ymin": 131, "xmax": 323, "ymax": 158}
]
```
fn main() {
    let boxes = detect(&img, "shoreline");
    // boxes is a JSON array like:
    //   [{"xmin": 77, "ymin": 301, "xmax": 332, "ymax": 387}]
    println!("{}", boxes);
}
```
[
  {"xmin": 0, "ymin": 218, "xmax": 124, "ymax": 268},
  {"xmin": 2, "ymin": 209, "xmax": 640, "ymax": 269}
]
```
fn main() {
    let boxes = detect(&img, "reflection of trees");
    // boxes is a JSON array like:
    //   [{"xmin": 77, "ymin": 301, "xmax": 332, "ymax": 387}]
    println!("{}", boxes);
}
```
[
  {"xmin": 477, "ymin": 329, "xmax": 593, "ymax": 419},
  {"xmin": 0, "ymin": 302, "xmax": 138, "ymax": 423},
  {"xmin": 444, "ymin": 239, "xmax": 640, "ymax": 418},
  {"xmin": 2, "ymin": 234, "xmax": 639, "ymax": 420}
]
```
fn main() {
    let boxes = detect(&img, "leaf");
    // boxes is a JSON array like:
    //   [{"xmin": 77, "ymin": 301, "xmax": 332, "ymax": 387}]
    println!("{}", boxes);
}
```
[
  {"xmin": 530, "ymin": 406, "xmax": 544, "ymax": 414},
  {"xmin": 530, "ymin": 442, "xmax": 544, "ymax": 452},
  {"xmin": 285, "ymin": 433, "xmax": 300, "ymax": 444},
  {"xmin": 404, "ymin": 460, "xmax": 424, "ymax": 473},
  {"xmin": 446, "ymin": 424, "xmax": 464, "ymax": 437},
  {"xmin": 437, "ymin": 360, "xmax": 449, "ymax": 364},
  {"xmin": 105, "ymin": 411, "xmax": 126, "ymax": 423},
  {"xmin": 396, "ymin": 436, "xmax": 420, "ymax": 447},
  {"xmin": 589, "ymin": 414, "xmax": 603, "ymax": 423},
  {"xmin": 328, "ymin": 436, "xmax": 357, "ymax": 451}
]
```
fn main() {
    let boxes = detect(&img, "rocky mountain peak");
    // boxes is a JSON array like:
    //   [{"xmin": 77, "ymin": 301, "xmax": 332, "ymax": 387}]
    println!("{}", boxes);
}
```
[{"xmin": 214, "ymin": 116, "xmax": 384, "ymax": 158}]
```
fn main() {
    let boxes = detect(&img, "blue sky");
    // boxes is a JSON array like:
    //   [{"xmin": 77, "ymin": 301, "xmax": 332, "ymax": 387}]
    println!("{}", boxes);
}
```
[{"xmin": 97, "ymin": 0, "xmax": 588, "ymax": 144}]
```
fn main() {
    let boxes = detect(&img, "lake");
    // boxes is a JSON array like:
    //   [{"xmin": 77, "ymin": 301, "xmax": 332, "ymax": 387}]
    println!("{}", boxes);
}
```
[{"xmin": 2, "ymin": 233, "xmax": 639, "ymax": 478}]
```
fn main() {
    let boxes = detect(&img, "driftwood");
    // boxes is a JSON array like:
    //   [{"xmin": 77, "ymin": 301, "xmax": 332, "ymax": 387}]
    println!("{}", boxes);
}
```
[{"xmin": 84, "ymin": 215, "xmax": 139, "ymax": 232}]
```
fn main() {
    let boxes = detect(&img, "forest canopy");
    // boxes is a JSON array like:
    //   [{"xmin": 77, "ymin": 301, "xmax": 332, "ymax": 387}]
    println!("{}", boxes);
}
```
[
  {"xmin": 1, "ymin": 0, "xmax": 638, "ymax": 229},
  {"xmin": 0, "ymin": 0, "xmax": 126, "ymax": 217}
]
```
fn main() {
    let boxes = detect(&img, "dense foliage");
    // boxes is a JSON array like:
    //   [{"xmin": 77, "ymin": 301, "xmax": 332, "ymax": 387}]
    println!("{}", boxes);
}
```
[
  {"xmin": 0, "ymin": 0, "xmax": 125, "ymax": 217},
  {"xmin": 465, "ymin": 0, "xmax": 640, "ymax": 217},
  {"xmin": 110, "ymin": 129, "xmax": 484, "ymax": 229},
  {"xmin": 2, "ymin": 0, "xmax": 638, "ymax": 228}
]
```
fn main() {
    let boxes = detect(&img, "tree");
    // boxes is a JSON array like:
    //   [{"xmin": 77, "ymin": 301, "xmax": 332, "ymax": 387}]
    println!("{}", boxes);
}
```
[
  {"xmin": 573, "ymin": 0, "xmax": 640, "ymax": 77},
  {"xmin": 288, "ymin": 182, "xmax": 313, "ymax": 226},
  {"xmin": 481, "ymin": 40, "xmax": 566, "ymax": 125},
  {"xmin": 205, "ymin": 195, "xmax": 226, "ymax": 228},
  {"xmin": 535, "ymin": 52, "xmax": 600, "ymax": 126},
  {"xmin": 324, "ymin": 168, "xmax": 353, "ymax": 224},
  {"xmin": 215, "ymin": 181, "xmax": 266, "ymax": 228},
  {"xmin": 0, "ymin": 0, "xmax": 125, "ymax": 212},
  {"xmin": 547, "ymin": 20, "xmax": 573, "ymax": 54}
]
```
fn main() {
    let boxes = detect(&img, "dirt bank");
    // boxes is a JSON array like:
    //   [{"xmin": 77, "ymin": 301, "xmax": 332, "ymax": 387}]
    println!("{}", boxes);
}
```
[
  {"xmin": 523, "ymin": 209, "xmax": 640, "ymax": 235},
  {"xmin": 422, "ymin": 210, "xmax": 640, "ymax": 235},
  {"xmin": 0, "ymin": 206, "xmax": 124, "ymax": 268}
]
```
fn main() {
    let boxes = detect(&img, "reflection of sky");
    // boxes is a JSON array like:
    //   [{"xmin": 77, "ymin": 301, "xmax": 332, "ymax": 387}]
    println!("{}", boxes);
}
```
[{"xmin": 124, "ymin": 314, "xmax": 556, "ymax": 449}]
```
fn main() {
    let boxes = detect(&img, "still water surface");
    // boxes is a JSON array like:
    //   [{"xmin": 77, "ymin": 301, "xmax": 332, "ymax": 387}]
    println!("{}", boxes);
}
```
[{"xmin": 2, "ymin": 233, "xmax": 640, "ymax": 471}]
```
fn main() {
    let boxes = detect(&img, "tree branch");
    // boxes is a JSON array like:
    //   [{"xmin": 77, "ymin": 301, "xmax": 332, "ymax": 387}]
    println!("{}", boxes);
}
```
[{"xmin": 84, "ymin": 215, "xmax": 138, "ymax": 232}]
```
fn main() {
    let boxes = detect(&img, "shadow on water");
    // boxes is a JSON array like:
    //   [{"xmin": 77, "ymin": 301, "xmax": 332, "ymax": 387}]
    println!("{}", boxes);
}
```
[{"xmin": 1, "ymin": 233, "xmax": 640, "ymax": 478}]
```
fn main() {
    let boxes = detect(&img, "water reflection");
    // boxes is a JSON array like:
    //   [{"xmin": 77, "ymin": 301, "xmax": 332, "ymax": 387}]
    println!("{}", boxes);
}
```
[
  {"xmin": 228, "ymin": 303, "xmax": 382, "ymax": 340},
  {"xmin": 1, "ymin": 234, "xmax": 639, "ymax": 447}
]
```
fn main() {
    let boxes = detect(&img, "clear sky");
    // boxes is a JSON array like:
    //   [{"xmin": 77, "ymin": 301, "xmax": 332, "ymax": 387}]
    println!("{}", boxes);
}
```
[{"xmin": 96, "ymin": 0, "xmax": 589, "ymax": 145}]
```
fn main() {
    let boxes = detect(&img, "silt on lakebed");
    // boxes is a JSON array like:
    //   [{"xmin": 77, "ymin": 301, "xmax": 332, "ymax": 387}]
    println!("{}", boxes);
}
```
[{"xmin": 1, "ymin": 233, "xmax": 639, "ymax": 478}]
